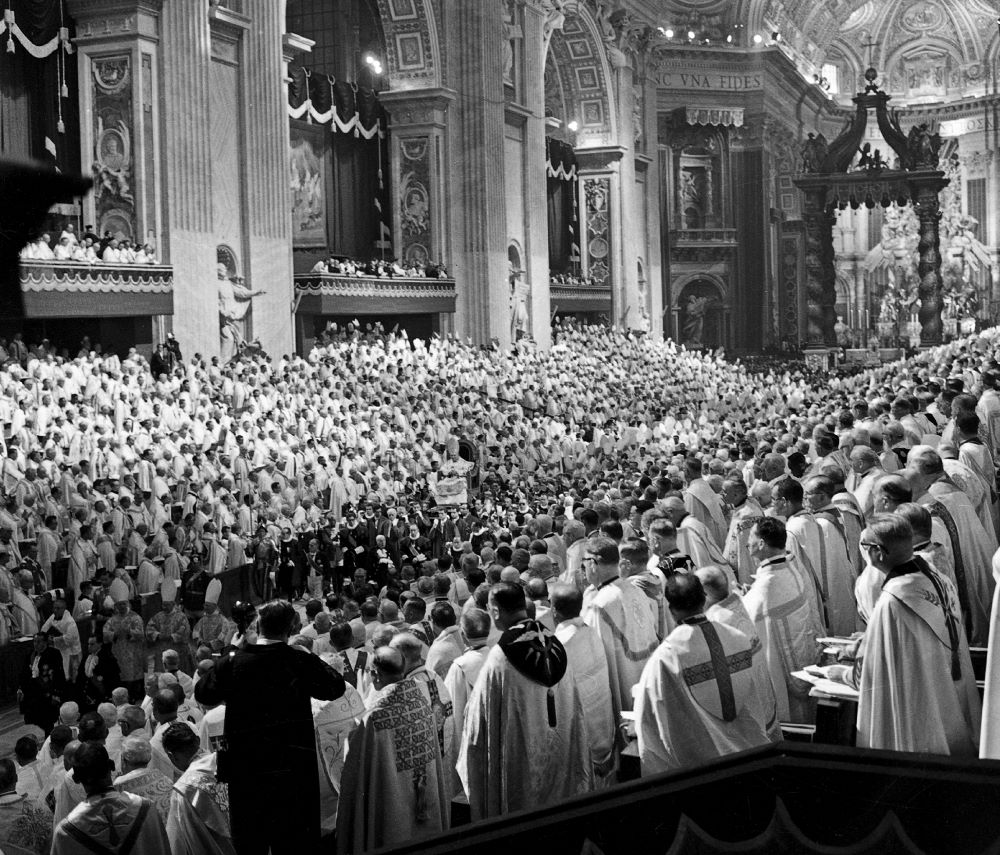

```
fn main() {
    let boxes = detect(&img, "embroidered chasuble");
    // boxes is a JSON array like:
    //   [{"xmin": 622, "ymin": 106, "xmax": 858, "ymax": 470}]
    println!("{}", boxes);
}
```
[
  {"xmin": 336, "ymin": 679, "xmax": 448, "ymax": 853},
  {"xmin": 635, "ymin": 616, "xmax": 776, "ymax": 775},
  {"xmin": 165, "ymin": 752, "xmax": 235, "ymax": 855}
]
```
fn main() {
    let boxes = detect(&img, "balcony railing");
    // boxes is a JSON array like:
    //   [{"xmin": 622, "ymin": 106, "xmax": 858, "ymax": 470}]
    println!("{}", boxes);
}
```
[
  {"xmin": 293, "ymin": 273, "xmax": 458, "ymax": 314},
  {"xmin": 17, "ymin": 260, "xmax": 173, "ymax": 317}
]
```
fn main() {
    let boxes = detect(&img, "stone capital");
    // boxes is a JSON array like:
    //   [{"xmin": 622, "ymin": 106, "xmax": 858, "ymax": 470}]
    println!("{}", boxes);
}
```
[
  {"xmin": 67, "ymin": 0, "xmax": 161, "ymax": 43},
  {"xmin": 575, "ymin": 144, "xmax": 627, "ymax": 172},
  {"xmin": 380, "ymin": 87, "xmax": 457, "ymax": 131}
]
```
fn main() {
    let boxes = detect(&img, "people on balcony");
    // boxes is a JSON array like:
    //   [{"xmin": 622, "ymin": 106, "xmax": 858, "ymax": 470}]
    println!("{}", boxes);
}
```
[
  {"xmin": 309, "ymin": 255, "xmax": 449, "ymax": 279},
  {"xmin": 19, "ymin": 228, "xmax": 157, "ymax": 266}
]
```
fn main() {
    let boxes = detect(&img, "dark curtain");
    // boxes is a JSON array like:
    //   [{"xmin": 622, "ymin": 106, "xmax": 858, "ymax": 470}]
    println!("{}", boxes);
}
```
[
  {"xmin": 546, "ymin": 137, "xmax": 576, "ymax": 273},
  {"xmin": 329, "ymin": 129, "xmax": 385, "ymax": 257},
  {"xmin": 288, "ymin": 66, "xmax": 389, "ymax": 258},
  {"xmin": 547, "ymin": 177, "xmax": 569, "ymax": 272},
  {"xmin": 0, "ymin": 0, "xmax": 79, "ymax": 173}
]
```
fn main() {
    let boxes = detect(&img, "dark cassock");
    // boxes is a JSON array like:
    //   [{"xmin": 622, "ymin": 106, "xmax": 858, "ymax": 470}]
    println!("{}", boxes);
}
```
[
  {"xmin": 196, "ymin": 640, "xmax": 346, "ymax": 855},
  {"xmin": 19, "ymin": 634, "xmax": 68, "ymax": 733}
]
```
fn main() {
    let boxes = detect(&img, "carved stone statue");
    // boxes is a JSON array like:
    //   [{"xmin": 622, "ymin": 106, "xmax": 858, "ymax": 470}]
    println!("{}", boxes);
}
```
[
  {"xmin": 681, "ymin": 294, "xmax": 711, "ymax": 346},
  {"xmin": 800, "ymin": 132, "xmax": 828, "ymax": 173},
  {"xmin": 218, "ymin": 263, "xmax": 266, "ymax": 362},
  {"xmin": 905, "ymin": 123, "xmax": 941, "ymax": 169}
]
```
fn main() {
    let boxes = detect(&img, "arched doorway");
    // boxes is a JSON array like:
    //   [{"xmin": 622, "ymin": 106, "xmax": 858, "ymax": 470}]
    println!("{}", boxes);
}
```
[{"xmin": 675, "ymin": 278, "xmax": 727, "ymax": 349}]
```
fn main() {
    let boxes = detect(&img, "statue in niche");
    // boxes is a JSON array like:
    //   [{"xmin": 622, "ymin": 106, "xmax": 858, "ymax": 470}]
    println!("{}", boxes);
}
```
[
  {"xmin": 502, "ymin": 1, "xmax": 522, "ymax": 87},
  {"xmin": 510, "ymin": 262, "xmax": 530, "ymax": 342},
  {"xmin": 681, "ymin": 294, "xmax": 714, "ymax": 347},
  {"xmin": 218, "ymin": 263, "xmax": 266, "ymax": 362}
]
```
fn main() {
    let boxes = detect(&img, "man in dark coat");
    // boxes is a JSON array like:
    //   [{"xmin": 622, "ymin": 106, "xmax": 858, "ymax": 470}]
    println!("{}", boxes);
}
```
[
  {"xmin": 196, "ymin": 599, "xmax": 345, "ymax": 855},
  {"xmin": 18, "ymin": 632, "xmax": 68, "ymax": 733}
]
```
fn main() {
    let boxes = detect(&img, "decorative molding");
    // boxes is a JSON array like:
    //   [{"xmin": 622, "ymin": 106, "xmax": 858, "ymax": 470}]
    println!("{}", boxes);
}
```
[
  {"xmin": 549, "ymin": 284, "xmax": 611, "ymax": 303},
  {"xmin": 381, "ymin": 87, "xmax": 456, "ymax": 130},
  {"xmin": 294, "ymin": 274, "xmax": 456, "ymax": 301},
  {"xmin": 20, "ymin": 261, "xmax": 173, "ymax": 293},
  {"xmin": 68, "ymin": 0, "xmax": 162, "ymax": 43}
]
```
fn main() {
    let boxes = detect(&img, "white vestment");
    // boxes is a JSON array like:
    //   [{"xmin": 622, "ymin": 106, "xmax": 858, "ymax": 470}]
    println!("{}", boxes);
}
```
[{"xmin": 635, "ymin": 616, "xmax": 776, "ymax": 776}]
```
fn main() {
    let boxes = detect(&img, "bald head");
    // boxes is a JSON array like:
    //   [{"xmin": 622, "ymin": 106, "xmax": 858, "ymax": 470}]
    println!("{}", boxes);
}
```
[
  {"xmin": 372, "ymin": 646, "xmax": 406, "ymax": 687},
  {"xmin": 388, "ymin": 632, "xmax": 424, "ymax": 674},
  {"xmin": 695, "ymin": 565, "xmax": 730, "ymax": 607}
]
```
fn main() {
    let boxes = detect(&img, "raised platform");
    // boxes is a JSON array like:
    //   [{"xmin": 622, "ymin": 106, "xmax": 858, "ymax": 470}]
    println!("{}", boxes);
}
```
[
  {"xmin": 294, "ymin": 273, "xmax": 457, "ymax": 315},
  {"xmin": 18, "ymin": 260, "xmax": 173, "ymax": 318}
]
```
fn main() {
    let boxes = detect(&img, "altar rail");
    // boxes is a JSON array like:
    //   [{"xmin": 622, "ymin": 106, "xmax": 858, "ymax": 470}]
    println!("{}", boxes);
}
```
[
  {"xmin": 18, "ymin": 260, "xmax": 174, "ymax": 318},
  {"xmin": 294, "ymin": 273, "xmax": 457, "ymax": 315}
]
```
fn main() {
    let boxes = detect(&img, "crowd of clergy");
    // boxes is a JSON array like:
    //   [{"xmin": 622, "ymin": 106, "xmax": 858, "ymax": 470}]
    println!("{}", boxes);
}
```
[{"xmin": 2, "ymin": 319, "xmax": 1000, "ymax": 854}]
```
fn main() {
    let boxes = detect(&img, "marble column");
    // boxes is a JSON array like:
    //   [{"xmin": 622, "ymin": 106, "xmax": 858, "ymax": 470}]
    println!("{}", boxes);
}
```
[
  {"xmin": 521, "ymin": 1, "xmax": 551, "ymax": 349},
  {"xmin": 158, "ymin": 2, "xmax": 216, "ymax": 354},
  {"xmin": 640, "ymin": 70, "xmax": 662, "ymax": 339},
  {"xmin": 242, "ymin": 0, "xmax": 295, "ymax": 357},
  {"xmin": 442, "ymin": 0, "xmax": 510, "ymax": 345},
  {"xmin": 610, "ymin": 59, "xmax": 641, "ymax": 331}
]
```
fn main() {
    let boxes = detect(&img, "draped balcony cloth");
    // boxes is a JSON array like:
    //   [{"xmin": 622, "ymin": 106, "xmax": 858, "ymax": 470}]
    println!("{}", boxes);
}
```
[
  {"xmin": 684, "ymin": 106, "xmax": 744, "ymax": 128},
  {"xmin": 546, "ymin": 137, "xmax": 577, "ymax": 181},
  {"xmin": 0, "ymin": 2, "xmax": 74, "ymax": 59},
  {"xmin": 287, "ymin": 66, "xmax": 385, "ymax": 139}
]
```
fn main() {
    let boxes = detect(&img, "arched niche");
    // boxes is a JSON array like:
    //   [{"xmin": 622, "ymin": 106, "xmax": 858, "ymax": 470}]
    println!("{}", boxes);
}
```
[{"xmin": 674, "ymin": 276, "xmax": 728, "ymax": 349}]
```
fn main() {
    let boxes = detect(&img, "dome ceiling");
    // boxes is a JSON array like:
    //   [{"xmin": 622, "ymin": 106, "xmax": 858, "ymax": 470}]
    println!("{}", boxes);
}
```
[{"xmin": 648, "ymin": 0, "xmax": 1000, "ymax": 105}]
